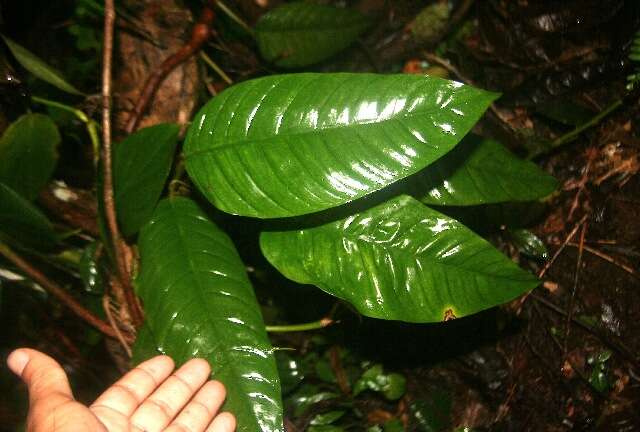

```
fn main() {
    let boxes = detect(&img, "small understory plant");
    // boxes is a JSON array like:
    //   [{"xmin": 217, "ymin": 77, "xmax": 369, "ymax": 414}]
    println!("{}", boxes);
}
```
[
  {"xmin": 132, "ymin": 72, "xmax": 556, "ymax": 430},
  {"xmin": 0, "ymin": 6, "xmax": 558, "ymax": 432}
]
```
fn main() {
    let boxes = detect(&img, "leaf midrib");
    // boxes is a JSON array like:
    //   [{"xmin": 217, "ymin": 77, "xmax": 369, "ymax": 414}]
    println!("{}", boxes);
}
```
[
  {"xmin": 322, "ymin": 217, "xmax": 534, "ymax": 283},
  {"xmin": 167, "ymin": 204, "xmax": 261, "ymax": 428},
  {"xmin": 185, "ymin": 107, "xmax": 439, "ymax": 158}
]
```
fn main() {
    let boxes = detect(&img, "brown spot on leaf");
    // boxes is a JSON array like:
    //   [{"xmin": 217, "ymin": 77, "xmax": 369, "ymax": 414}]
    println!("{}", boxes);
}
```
[{"xmin": 443, "ymin": 308, "xmax": 457, "ymax": 321}]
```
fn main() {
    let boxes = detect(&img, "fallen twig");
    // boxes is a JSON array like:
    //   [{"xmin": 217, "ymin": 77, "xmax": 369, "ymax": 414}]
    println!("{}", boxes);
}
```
[
  {"xmin": 538, "ymin": 214, "xmax": 589, "ymax": 278},
  {"xmin": 567, "ymin": 242, "xmax": 638, "ymax": 278},
  {"xmin": 0, "ymin": 243, "xmax": 120, "ymax": 339},
  {"xmin": 124, "ymin": 1, "xmax": 217, "ymax": 133},
  {"xmin": 563, "ymin": 221, "xmax": 587, "ymax": 352},
  {"xmin": 531, "ymin": 293, "xmax": 639, "ymax": 370},
  {"xmin": 103, "ymin": 294, "xmax": 133, "ymax": 357}
]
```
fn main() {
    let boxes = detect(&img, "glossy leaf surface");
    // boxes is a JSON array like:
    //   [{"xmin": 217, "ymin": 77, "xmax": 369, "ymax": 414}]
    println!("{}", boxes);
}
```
[
  {"xmin": 185, "ymin": 73, "xmax": 498, "ymax": 218},
  {"xmin": 353, "ymin": 364, "xmax": 406, "ymax": 400},
  {"xmin": 255, "ymin": 2, "xmax": 371, "ymax": 68},
  {"xmin": 0, "ymin": 114, "xmax": 60, "ymax": 200},
  {"xmin": 2, "ymin": 35, "xmax": 83, "ymax": 95},
  {"xmin": 79, "ymin": 242, "xmax": 104, "ymax": 294},
  {"xmin": 261, "ymin": 195, "xmax": 537, "ymax": 322},
  {"xmin": 136, "ymin": 198, "xmax": 283, "ymax": 432},
  {"xmin": 507, "ymin": 229, "xmax": 549, "ymax": 261},
  {"xmin": 113, "ymin": 123, "xmax": 180, "ymax": 236},
  {"xmin": 417, "ymin": 135, "xmax": 557, "ymax": 206},
  {"xmin": 0, "ymin": 183, "xmax": 57, "ymax": 249},
  {"xmin": 275, "ymin": 352, "xmax": 304, "ymax": 395}
]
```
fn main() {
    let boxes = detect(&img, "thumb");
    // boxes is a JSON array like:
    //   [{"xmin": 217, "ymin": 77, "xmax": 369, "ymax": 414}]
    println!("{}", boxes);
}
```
[{"xmin": 7, "ymin": 348, "xmax": 74, "ymax": 404}]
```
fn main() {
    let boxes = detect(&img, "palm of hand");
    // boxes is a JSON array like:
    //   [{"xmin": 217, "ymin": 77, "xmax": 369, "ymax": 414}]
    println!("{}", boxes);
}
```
[{"xmin": 8, "ymin": 349, "xmax": 235, "ymax": 432}]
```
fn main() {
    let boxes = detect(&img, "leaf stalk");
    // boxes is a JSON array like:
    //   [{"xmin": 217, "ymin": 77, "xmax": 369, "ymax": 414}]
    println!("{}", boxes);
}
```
[{"xmin": 266, "ymin": 317, "xmax": 334, "ymax": 333}]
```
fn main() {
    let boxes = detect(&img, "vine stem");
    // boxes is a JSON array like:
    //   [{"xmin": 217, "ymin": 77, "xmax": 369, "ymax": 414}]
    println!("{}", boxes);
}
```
[
  {"xmin": 102, "ymin": 0, "xmax": 144, "ymax": 327},
  {"xmin": 124, "ymin": 1, "xmax": 217, "ymax": 134},
  {"xmin": 551, "ymin": 100, "xmax": 623, "ymax": 148},
  {"xmin": 0, "ymin": 243, "xmax": 120, "ymax": 339},
  {"xmin": 266, "ymin": 318, "xmax": 334, "ymax": 333},
  {"xmin": 528, "ymin": 99, "xmax": 623, "ymax": 160}
]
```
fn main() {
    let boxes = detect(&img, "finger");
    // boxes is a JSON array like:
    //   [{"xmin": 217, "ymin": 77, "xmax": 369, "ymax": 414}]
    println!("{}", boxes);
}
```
[
  {"xmin": 165, "ymin": 380, "xmax": 226, "ymax": 432},
  {"xmin": 7, "ymin": 348, "xmax": 73, "ymax": 405},
  {"xmin": 130, "ymin": 358, "xmax": 211, "ymax": 431},
  {"xmin": 206, "ymin": 412, "xmax": 236, "ymax": 432},
  {"xmin": 90, "ymin": 355, "xmax": 174, "ymax": 418}
]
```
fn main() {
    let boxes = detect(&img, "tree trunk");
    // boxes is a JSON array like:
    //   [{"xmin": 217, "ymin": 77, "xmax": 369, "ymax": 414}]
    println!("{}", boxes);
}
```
[{"xmin": 114, "ymin": 0, "xmax": 200, "ymax": 136}]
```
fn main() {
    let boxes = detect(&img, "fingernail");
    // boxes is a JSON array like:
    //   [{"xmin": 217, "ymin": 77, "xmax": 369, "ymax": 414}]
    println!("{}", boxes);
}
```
[{"xmin": 7, "ymin": 349, "xmax": 30, "ymax": 376}]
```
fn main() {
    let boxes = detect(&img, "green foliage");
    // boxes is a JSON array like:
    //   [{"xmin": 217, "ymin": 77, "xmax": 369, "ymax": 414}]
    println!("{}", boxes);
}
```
[
  {"xmin": 1, "ymin": 35, "xmax": 84, "ymax": 95},
  {"xmin": 261, "ymin": 195, "xmax": 538, "ymax": 322},
  {"xmin": 79, "ymin": 242, "xmax": 104, "ymax": 294},
  {"xmin": 507, "ymin": 228, "xmax": 549, "ymax": 261},
  {"xmin": 588, "ymin": 350, "xmax": 612, "ymax": 393},
  {"xmin": 417, "ymin": 135, "xmax": 557, "ymax": 206},
  {"xmin": 113, "ymin": 123, "xmax": 180, "ymax": 236},
  {"xmin": 133, "ymin": 198, "xmax": 283, "ymax": 432},
  {"xmin": 310, "ymin": 410, "xmax": 346, "ymax": 426},
  {"xmin": 276, "ymin": 352, "xmax": 305, "ymax": 394},
  {"xmin": 0, "ymin": 114, "xmax": 60, "ymax": 200},
  {"xmin": 184, "ymin": 73, "xmax": 498, "ymax": 218},
  {"xmin": 255, "ymin": 2, "xmax": 371, "ymax": 68},
  {"xmin": 287, "ymin": 384, "xmax": 339, "ymax": 417},
  {"xmin": 0, "ymin": 183, "xmax": 57, "ymax": 249},
  {"xmin": 280, "ymin": 341, "xmax": 411, "ymax": 429},
  {"xmin": 409, "ymin": 3, "xmax": 450, "ymax": 43},
  {"xmin": 627, "ymin": 30, "xmax": 640, "ymax": 90},
  {"xmin": 353, "ymin": 364, "xmax": 406, "ymax": 400}
]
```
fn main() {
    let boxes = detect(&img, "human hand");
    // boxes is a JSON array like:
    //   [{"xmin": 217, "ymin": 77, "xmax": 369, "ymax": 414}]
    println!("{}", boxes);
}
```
[{"xmin": 7, "ymin": 348, "xmax": 236, "ymax": 432}]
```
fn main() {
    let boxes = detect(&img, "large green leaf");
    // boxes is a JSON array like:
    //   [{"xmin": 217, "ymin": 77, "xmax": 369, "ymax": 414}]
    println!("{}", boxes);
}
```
[
  {"xmin": 113, "ymin": 123, "xmax": 180, "ymax": 236},
  {"xmin": 255, "ymin": 2, "xmax": 371, "ymax": 68},
  {"xmin": 0, "ymin": 113, "xmax": 60, "ymax": 200},
  {"xmin": 135, "ymin": 197, "xmax": 283, "ymax": 432},
  {"xmin": 2, "ymin": 35, "xmax": 84, "ymax": 95},
  {"xmin": 415, "ymin": 135, "xmax": 557, "ymax": 206},
  {"xmin": 260, "ymin": 195, "xmax": 537, "ymax": 322},
  {"xmin": 185, "ymin": 73, "xmax": 498, "ymax": 218},
  {"xmin": 0, "ymin": 182, "xmax": 57, "ymax": 249}
]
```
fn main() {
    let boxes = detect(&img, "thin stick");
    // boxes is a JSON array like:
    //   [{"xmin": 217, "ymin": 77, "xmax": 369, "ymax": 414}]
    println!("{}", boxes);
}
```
[
  {"xmin": 538, "ymin": 214, "xmax": 588, "ymax": 278},
  {"xmin": 531, "ymin": 293, "xmax": 639, "ymax": 369},
  {"xmin": 215, "ymin": 0, "xmax": 254, "ymax": 36},
  {"xmin": 563, "ymin": 222, "xmax": 587, "ymax": 352},
  {"xmin": 0, "ymin": 243, "xmax": 119, "ymax": 339},
  {"xmin": 567, "ymin": 242, "xmax": 638, "ymax": 278},
  {"xmin": 102, "ymin": 0, "xmax": 144, "ymax": 327},
  {"xmin": 551, "ymin": 100, "xmax": 623, "ymax": 148},
  {"xmin": 103, "ymin": 294, "xmax": 133, "ymax": 357},
  {"xmin": 199, "ymin": 51, "xmax": 233, "ymax": 85},
  {"xmin": 422, "ymin": 53, "xmax": 467, "ymax": 81},
  {"xmin": 125, "ymin": 1, "xmax": 217, "ymax": 133}
]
